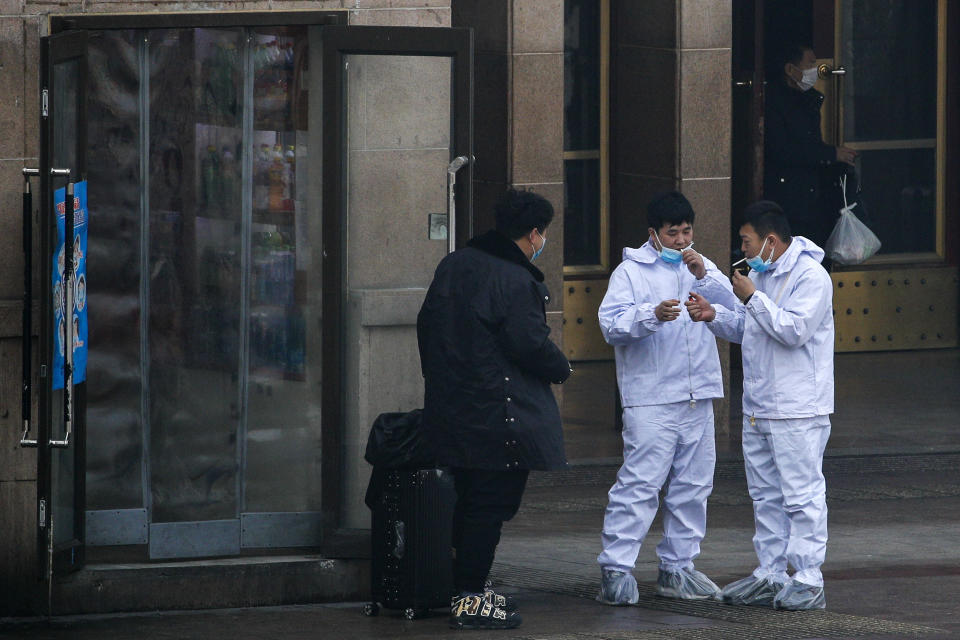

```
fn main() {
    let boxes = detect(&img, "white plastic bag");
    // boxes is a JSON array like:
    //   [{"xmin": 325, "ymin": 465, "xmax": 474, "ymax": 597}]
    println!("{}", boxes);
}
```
[{"xmin": 824, "ymin": 174, "xmax": 880, "ymax": 265}]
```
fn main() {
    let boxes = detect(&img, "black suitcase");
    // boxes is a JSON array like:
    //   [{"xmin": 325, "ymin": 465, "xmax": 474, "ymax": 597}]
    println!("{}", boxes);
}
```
[{"xmin": 364, "ymin": 467, "xmax": 456, "ymax": 620}]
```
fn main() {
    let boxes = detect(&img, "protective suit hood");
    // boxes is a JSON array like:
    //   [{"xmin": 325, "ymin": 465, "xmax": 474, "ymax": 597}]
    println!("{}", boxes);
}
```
[
  {"xmin": 772, "ymin": 235, "xmax": 825, "ymax": 274},
  {"xmin": 622, "ymin": 242, "xmax": 659, "ymax": 264}
]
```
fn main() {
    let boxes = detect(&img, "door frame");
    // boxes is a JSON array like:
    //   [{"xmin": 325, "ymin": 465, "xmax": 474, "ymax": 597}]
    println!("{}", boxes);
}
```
[
  {"xmin": 38, "ymin": 28, "xmax": 89, "ymax": 579},
  {"xmin": 50, "ymin": 11, "xmax": 346, "ymax": 31},
  {"xmin": 731, "ymin": 0, "xmax": 766, "ymax": 229},
  {"xmin": 320, "ymin": 25, "xmax": 474, "ymax": 546}
]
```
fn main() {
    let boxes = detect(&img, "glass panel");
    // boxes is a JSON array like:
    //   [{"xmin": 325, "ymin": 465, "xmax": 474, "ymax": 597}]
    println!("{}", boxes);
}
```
[
  {"xmin": 858, "ymin": 148, "xmax": 936, "ymax": 254},
  {"xmin": 85, "ymin": 30, "xmax": 144, "ymax": 511},
  {"xmin": 52, "ymin": 61, "xmax": 79, "ymax": 169},
  {"xmin": 564, "ymin": 0, "xmax": 600, "ymax": 151},
  {"xmin": 244, "ymin": 26, "xmax": 323, "ymax": 513},
  {"xmin": 342, "ymin": 53, "xmax": 452, "ymax": 528},
  {"xmin": 564, "ymin": 158, "xmax": 601, "ymax": 266},
  {"xmin": 148, "ymin": 28, "xmax": 244, "ymax": 522},
  {"xmin": 841, "ymin": 0, "xmax": 937, "ymax": 141},
  {"xmin": 51, "ymin": 56, "xmax": 79, "ymax": 546}
]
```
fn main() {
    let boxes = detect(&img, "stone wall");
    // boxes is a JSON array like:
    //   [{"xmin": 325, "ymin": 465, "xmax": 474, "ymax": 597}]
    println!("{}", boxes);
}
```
[
  {"xmin": 452, "ymin": 0, "xmax": 565, "ymax": 385},
  {"xmin": 610, "ymin": 0, "xmax": 733, "ymax": 433}
]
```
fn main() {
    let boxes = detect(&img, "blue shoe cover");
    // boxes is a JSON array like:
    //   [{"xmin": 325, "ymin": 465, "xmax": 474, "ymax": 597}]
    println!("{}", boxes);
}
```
[
  {"xmin": 655, "ymin": 567, "xmax": 721, "ymax": 600},
  {"xmin": 720, "ymin": 573, "xmax": 787, "ymax": 607},
  {"xmin": 773, "ymin": 579, "xmax": 825, "ymax": 610},
  {"xmin": 596, "ymin": 569, "xmax": 639, "ymax": 606}
]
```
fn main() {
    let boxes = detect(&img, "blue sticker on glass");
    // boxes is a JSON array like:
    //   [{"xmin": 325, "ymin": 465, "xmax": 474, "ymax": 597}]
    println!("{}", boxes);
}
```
[{"xmin": 52, "ymin": 181, "xmax": 88, "ymax": 390}]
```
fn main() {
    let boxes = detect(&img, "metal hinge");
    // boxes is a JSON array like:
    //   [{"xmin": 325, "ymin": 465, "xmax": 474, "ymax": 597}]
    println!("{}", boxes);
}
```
[
  {"xmin": 39, "ymin": 499, "xmax": 47, "ymax": 528},
  {"xmin": 42, "ymin": 89, "xmax": 48, "ymax": 118}
]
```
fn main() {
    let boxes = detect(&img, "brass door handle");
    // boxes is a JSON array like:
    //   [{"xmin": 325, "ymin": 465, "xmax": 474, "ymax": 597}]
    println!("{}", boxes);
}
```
[{"xmin": 818, "ymin": 64, "xmax": 846, "ymax": 78}]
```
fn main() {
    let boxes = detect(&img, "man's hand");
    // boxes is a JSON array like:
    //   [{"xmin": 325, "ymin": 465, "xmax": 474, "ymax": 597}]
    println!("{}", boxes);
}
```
[
  {"xmin": 836, "ymin": 145, "xmax": 857, "ymax": 165},
  {"xmin": 655, "ymin": 299, "xmax": 681, "ymax": 322},
  {"xmin": 685, "ymin": 292, "xmax": 715, "ymax": 322},
  {"xmin": 682, "ymin": 249, "xmax": 707, "ymax": 280},
  {"xmin": 732, "ymin": 270, "xmax": 756, "ymax": 302}
]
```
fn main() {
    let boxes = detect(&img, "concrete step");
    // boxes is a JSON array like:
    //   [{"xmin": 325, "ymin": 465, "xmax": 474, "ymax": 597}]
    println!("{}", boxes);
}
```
[{"xmin": 49, "ymin": 555, "xmax": 369, "ymax": 616}]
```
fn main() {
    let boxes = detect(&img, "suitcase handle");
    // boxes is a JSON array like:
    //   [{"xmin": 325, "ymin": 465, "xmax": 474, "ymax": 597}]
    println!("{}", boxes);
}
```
[{"xmin": 391, "ymin": 520, "xmax": 406, "ymax": 559}]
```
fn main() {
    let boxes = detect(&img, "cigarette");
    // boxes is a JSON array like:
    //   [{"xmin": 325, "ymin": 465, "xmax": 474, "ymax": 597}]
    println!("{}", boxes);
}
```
[{"xmin": 732, "ymin": 257, "xmax": 747, "ymax": 267}]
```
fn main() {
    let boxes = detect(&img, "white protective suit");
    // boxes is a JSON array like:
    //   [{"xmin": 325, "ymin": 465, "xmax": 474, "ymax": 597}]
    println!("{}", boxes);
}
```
[
  {"xmin": 703, "ymin": 236, "xmax": 834, "ymax": 587},
  {"xmin": 596, "ymin": 242, "xmax": 736, "ymax": 573}
]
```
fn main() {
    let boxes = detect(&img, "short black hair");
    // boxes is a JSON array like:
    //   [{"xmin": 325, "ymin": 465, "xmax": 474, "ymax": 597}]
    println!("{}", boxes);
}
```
[
  {"xmin": 647, "ymin": 191, "xmax": 695, "ymax": 230},
  {"xmin": 495, "ymin": 189, "xmax": 554, "ymax": 240},
  {"xmin": 771, "ymin": 42, "xmax": 813, "ymax": 75},
  {"xmin": 740, "ymin": 200, "xmax": 792, "ymax": 241}
]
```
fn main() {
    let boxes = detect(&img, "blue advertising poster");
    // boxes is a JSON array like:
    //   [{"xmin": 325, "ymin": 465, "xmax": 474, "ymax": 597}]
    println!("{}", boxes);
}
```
[{"xmin": 52, "ymin": 181, "xmax": 88, "ymax": 390}]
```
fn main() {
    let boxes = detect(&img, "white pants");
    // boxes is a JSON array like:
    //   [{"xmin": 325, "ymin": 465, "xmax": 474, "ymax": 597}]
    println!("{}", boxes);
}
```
[
  {"xmin": 743, "ymin": 415, "xmax": 830, "ymax": 587},
  {"xmin": 598, "ymin": 401, "xmax": 716, "ymax": 573}
]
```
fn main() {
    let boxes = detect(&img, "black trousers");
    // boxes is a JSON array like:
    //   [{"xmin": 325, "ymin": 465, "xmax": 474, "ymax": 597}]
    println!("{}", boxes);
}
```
[{"xmin": 451, "ymin": 468, "xmax": 529, "ymax": 594}]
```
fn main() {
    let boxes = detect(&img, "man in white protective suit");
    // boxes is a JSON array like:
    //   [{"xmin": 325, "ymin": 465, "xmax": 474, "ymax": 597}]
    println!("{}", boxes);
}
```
[
  {"xmin": 686, "ymin": 200, "xmax": 835, "ymax": 611},
  {"xmin": 595, "ymin": 191, "xmax": 737, "ymax": 605}
]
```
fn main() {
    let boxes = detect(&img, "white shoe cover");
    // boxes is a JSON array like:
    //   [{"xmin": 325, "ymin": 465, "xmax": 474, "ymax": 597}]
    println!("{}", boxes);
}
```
[
  {"xmin": 596, "ymin": 569, "xmax": 639, "ymax": 606},
  {"xmin": 720, "ymin": 574, "xmax": 787, "ymax": 607},
  {"xmin": 773, "ymin": 579, "xmax": 826, "ymax": 610},
  {"xmin": 655, "ymin": 567, "xmax": 721, "ymax": 600}
]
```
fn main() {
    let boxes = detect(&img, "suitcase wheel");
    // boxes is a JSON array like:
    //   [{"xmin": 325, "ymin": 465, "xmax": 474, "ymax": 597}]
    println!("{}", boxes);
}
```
[{"xmin": 362, "ymin": 602, "xmax": 380, "ymax": 617}]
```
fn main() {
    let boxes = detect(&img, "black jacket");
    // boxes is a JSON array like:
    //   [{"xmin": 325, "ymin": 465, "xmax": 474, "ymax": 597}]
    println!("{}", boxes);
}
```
[
  {"xmin": 416, "ymin": 230, "xmax": 571, "ymax": 471},
  {"xmin": 764, "ymin": 81, "xmax": 845, "ymax": 246}
]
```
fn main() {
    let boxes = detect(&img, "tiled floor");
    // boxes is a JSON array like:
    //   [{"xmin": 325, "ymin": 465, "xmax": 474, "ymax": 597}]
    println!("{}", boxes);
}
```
[{"xmin": 562, "ymin": 348, "xmax": 960, "ymax": 461}]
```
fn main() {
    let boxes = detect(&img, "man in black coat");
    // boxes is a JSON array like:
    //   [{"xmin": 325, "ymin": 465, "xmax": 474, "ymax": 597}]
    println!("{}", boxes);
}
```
[
  {"xmin": 417, "ymin": 189, "xmax": 571, "ymax": 630},
  {"xmin": 764, "ymin": 43, "xmax": 857, "ymax": 249}
]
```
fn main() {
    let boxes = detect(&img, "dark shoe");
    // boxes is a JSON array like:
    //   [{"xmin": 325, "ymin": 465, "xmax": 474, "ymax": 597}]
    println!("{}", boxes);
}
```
[{"xmin": 450, "ymin": 594, "xmax": 522, "ymax": 630}]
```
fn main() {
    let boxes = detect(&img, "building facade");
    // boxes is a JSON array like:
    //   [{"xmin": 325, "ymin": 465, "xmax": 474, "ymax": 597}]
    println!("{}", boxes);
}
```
[{"xmin": 1, "ymin": 0, "xmax": 956, "ymax": 616}]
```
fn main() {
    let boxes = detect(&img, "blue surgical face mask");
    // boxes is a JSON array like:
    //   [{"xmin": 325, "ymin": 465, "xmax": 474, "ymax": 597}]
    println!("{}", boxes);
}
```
[
  {"xmin": 745, "ymin": 237, "xmax": 774, "ymax": 272},
  {"xmin": 531, "ymin": 230, "xmax": 546, "ymax": 261},
  {"xmin": 654, "ymin": 231, "xmax": 693, "ymax": 265}
]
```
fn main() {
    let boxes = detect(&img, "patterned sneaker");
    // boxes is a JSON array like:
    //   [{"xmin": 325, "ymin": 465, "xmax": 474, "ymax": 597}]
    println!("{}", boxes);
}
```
[
  {"xmin": 449, "ymin": 594, "xmax": 522, "ymax": 630},
  {"xmin": 450, "ymin": 588, "xmax": 518, "ymax": 612}
]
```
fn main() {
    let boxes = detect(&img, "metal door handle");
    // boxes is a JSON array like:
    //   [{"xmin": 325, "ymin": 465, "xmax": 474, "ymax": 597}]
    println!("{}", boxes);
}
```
[
  {"xmin": 734, "ymin": 79, "xmax": 753, "ymax": 88},
  {"xmin": 446, "ymin": 156, "xmax": 470, "ymax": 255},
  {"xmin": 20, "ymin": 169, "xmax": 40, "ymax": 448},
  {"xmin": 818, "ymin": 64, "xmax": 846, "ymax": 78}
]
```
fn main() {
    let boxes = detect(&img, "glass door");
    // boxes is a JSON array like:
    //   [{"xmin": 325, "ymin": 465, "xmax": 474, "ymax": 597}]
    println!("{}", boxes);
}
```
[
  {"xmin": 43, "ymin": 14, "xmax": 472, "ymax": 564},
  {"xmin": 38, "ymin": 29, "xmax": 88, "ymax": 580},
  {"xmin": 836, "ymin": 0, "xmax": 946, "ymax": 260},
  {"xmin": 825, "ymin": 0, "xmax": 956, "ymax": 353},
  {"xmin": 57, "ymin": 14, "xmax": 335, "ymax": 562},
  {"xmin": 80, "ymin": 23, "xmax": 328, "ymax": 559}
]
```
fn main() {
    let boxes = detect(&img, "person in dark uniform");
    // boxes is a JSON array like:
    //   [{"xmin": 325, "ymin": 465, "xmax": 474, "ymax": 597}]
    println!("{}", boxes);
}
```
[
  {"xmin": 417, "ymin": 189, "xmax": 572, "ymax": 630},
  {"xmin": 764, "ymin": 44, "xmax": 857, "ymax": 250}
]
